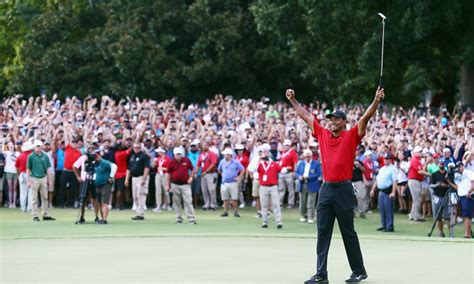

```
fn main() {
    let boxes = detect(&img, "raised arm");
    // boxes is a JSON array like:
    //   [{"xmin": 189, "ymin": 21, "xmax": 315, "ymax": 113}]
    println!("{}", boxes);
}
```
[
  {"xmin": 285, "ymin": 89, "xmax": 314, "ymax": 131},
  {"xmin": 358, "ymin": 86, "xmax": 385, "ymax": 137}
]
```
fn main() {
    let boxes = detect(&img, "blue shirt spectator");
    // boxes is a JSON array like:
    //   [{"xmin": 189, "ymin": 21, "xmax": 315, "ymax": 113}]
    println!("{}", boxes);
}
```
[
  {"xmin": 217, "ymin": 156, "xmax": 244, "ymax": 183},
  {"xmin": 376, "ymin": 163, "xmax": 398, "ymax": 190}
]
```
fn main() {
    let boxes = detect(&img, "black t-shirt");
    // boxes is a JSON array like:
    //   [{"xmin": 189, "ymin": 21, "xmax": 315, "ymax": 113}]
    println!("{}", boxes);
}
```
[
  {"xmin": 128, "ymin": 151, "xmax": 150, "ymax": 177},
  {"xmin": 352, "ymin": 161, "xmax": 364, "ymax": 182},
  {"xmin": 102, "ymin": 147, "xmax": 115, "ymax": 163},
  {"xmin": 430, "ymin": 170, "xmax": 448, "ymax": 197},
  {"xmin": 0, "ymin": 153, "xmax": 5, "ymax": 176}
]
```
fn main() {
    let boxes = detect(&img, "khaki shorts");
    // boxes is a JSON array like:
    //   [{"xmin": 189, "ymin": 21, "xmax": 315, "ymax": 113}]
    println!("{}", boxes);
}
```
[
  {"xmin": 221, "ymin": 182, "xmax": 239, "ymax": 200},
  {"xmin": 252, "ymin": 179, "xmax": 260, "ymax": 198},
  {"xmin": 5, "ymin": 172, "xmax": 17, "ymax": 181}
]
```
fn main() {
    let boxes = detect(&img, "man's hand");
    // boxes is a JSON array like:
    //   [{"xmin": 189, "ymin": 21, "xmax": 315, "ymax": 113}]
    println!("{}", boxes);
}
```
[
  {"xmin": 124, "ymin": 179, "xmax": 129, "ymax": 187},
  {"xmin": 141, "ymin": 179, "xmax": 146, "ymax": 186},
  {"xmin": 187, "ymin": 177, "xmax": 193, "ymax": 184},
  {"xmin": 389, "ymin": 192, "xmax": 396, "ymax": 199},
  {"xmin": 375, "ymin": 86, "xmax": 385, "ymax": 101},
  {"xmin": 370, "ymin": 190, "xmax": 375, "ymax": 198},
  {"xmin": 27, "ymin": 180, "xmax": 32, "ymax": 188},
  {"xmin": 286, "ymin": 89, "xmax": 295, "ymax": 101}
]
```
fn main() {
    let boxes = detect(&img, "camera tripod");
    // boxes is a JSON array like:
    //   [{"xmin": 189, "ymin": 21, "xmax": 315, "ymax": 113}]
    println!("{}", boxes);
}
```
[
  {"xmin": 427, "ymin": 187, "xmax": 458, "ymax": 238},
  {"xmin": 75, "ymin": 171, "xmax": 95, "ymax": 224}
]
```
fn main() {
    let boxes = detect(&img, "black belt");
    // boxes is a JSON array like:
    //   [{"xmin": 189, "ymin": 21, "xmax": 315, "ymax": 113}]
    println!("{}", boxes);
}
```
[
  {"xmin": 377, "ymin": 187, "xmax": 391, "ymax": 193},
  {"xmin": 31, "ymin": 176, "xmax": 46, "ymax": 179},
  {"xmin": 324, "ymin": 180, "xmax": 351, "ymax": 186}
]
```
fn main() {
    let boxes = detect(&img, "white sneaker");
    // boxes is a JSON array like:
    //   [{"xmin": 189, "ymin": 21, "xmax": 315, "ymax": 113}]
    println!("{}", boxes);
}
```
[
  {"xmin": 239, "ymin": 203, "xmax": 245, "ymax": 209},
  {"xmin": 153, "ymin": 207, "xmax": 162, "ymax": 213},
  {"xmin": 308, "ymin": 219, "xmax": 315, "ymax": 224},
  {"xmin": 108, "ymin": 204, "xmax": 112, "ymax": 210},
  {"xmin": 299, "ymin": 218, "xmax": 307, "ymax": 222},
  {"xmin": 144, "ymin": 205, "xmax": 148, "ymax": 210},
  {"xmin": 251, "ymin": 200, "xmax": 256, "ymax": 207}
]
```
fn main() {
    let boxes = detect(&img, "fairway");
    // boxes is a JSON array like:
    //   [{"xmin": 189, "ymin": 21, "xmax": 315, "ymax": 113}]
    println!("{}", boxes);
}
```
[{"xmin": 1, "ymin": 208, "xmax": 473, "ymax": 284}]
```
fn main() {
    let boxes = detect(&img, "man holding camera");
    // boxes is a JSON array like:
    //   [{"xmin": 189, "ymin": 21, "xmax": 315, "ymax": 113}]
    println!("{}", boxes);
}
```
[
  {"xmin": 447, "ymin": 162, "xmax": 474, "ymax": 238},
  {"xmin": 27, "ymin": 141, "xmax": 55, "ymax": 221},
  {"xmin": 429, "ymin": 160, "xmax": 450, "ymax": 237}
]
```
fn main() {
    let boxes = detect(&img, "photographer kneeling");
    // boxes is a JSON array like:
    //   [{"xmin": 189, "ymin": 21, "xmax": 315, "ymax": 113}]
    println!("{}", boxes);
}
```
[{"xmin": 446, "ymin": 162, "xmax": 474, "ymax": 238}]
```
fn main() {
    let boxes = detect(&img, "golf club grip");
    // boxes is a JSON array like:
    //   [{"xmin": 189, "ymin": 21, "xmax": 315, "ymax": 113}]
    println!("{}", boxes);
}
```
[{"xmin": 379, "ymin": 76, "xmax": 383, "ymax": 88}]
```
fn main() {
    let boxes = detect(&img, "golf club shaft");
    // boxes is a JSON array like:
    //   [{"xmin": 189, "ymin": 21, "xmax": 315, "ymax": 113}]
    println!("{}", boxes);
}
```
[{"xmin": 379, "ymin": 20, "xmax": 385, "ymax": 87}]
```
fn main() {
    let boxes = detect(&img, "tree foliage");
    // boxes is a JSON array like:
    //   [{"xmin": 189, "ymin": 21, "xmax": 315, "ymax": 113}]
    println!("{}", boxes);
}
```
[{"xmin": 1, "ymin": 0, "xmax": 473, "ymax": 107}]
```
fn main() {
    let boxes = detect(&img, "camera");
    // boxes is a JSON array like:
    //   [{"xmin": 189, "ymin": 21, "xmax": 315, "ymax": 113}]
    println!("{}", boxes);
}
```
[
  {"xmin": 85, "ymin": 153, "xmax": 97, "ymax": 174},
  {"xmin": 446, "ymin": 162, "xmax": 458, "ymax": 183}
]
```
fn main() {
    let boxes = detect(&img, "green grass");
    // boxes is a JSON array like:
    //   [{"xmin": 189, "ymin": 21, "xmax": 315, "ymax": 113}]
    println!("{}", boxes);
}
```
[{"xmin": 1, "ymin": 207, "xmax": 473, "ymax": 283}]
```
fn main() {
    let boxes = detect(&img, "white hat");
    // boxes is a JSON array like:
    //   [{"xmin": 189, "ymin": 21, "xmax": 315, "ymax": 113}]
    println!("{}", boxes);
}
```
[
  {"xmin": 222, "ymin": 148, "xmax": 234, "ymax": 156},
  {"xmin": 34, "ymin": 140, "xmax": 43, "ymax": 148},
  {"xmin": 303, "ymin": 149, "xmax": 313, "ymax": 157},
  {"xmin": 413, "ymin": 146, "xmax": 423, "ymax": 153},
  {"xmin": 173, "ymin": 147, "xmax": 184, "ymax": 156},
  {"xmin": 309, "ymin": 141, "xmax": 318, "ymax": 147},
  {"xmin": 364, "ymin": 150, "xmax": 372, "ymax": 156},
  {"xmin": 21, "ymin": 142, "xmax": 34, "ymax": 152},
  {"xmin": 235, "ymin": 144, "xmax": 245, "ymax": 150},
  {"xmin": 283, "ymin": 139, "xmax": 292, "ymax": 146},
  {"xmin": 188, "ymin": 105, "xmax": 195, "ymax": 110},
  {"xmin": 156, "ymin": 147, "xmax": 166, "ymax": 153},
  {"xmin": 442, "ymin": 148, "xmax": 451, "ymax": 153},
  {"xmin": 258, "ymin": 143, "xmax": 271, "ymax": 152},
  {"xmin": 191, "ymin": 139, "xmax": 200, "ymax": 146}
]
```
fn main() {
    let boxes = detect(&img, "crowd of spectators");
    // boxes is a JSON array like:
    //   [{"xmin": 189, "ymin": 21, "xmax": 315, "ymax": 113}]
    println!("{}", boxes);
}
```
[{"xmin": 0, "ymin": 94, "xmax": 473, "ymax": 235}]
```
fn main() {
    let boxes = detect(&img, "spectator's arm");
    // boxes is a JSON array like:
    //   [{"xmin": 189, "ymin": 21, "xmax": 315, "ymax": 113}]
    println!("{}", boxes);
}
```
[{"xmin": 286, "ymin": 89, "xmax": 314, "ymax": 131}]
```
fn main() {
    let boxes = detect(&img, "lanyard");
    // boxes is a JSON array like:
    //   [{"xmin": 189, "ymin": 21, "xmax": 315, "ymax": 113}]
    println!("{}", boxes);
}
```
[{"xmin": 260, "ymin": 161, "xmax": 271, "ymax": 173}]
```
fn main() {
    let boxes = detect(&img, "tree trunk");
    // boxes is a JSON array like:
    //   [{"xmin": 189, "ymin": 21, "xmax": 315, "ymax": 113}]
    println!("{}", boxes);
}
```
[{"xmin": 459, "ymin": 64, "xmax": 474, "ymax": 109}]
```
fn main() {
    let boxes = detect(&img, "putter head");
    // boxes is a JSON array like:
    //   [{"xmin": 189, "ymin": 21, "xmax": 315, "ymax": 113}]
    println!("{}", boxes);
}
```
[{"xmin": 378, "ymin": 13, "xmax": 386, "ymax": 20}]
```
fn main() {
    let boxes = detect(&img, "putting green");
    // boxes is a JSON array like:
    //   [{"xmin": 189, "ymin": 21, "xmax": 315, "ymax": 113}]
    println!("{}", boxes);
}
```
[{"xmin": 1, "ymin": 208, "xmax": 473, "ymax": 283}]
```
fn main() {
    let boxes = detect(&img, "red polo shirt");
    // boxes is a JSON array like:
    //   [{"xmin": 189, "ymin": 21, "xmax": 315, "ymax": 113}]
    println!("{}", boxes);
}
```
[
  {"xmin": 15, "ymin": 150, "xmax": 32, "ymax": 173},
  {"xmin": 63, "ymin": 145, "xmax": 82, "ymax": 171},
  {"xmin": 155, "ymin": 155, "xmax": 171, "ymax": 174},
  {"xmin": 197, "ymin": 150, "xmax": 218, "ymax": 173},
  {"xmin": 362, "ymin": 158, "xmax": 374, "ymax": 180},
  {"xmin": 168, "ymin": 157, "xmax": 194, "ymax": 185},
  {"xmin": 408, "ymin": 155, "xmax": 424, "ymax": 181},
  {"xmin": 257, "ymin": 160, "xmax": 281, "ymax": 186},
  {"xmin": 114, "ymin": 149, "xmax": 130, "ymax": 179},
  {"xmin": 279, "ymin": 149, "xmax": 299, "ymax": 172},
  {"xmin": 236, "ymin": 154, "xmax": 249, "ymax": 169},
  {"xmin": 312, "ymin": 120, "xmax": 363, "ymax": 182}
]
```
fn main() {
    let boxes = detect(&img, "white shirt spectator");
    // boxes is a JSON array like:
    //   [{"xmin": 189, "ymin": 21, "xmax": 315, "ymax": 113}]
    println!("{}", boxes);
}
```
[
  {"xmin": 454, "ymin": 169, "xmax": 474, "ymax": 197},
  {"xmin": 4, "ymin": 151, "xmax": 19, "ymax": 174}
]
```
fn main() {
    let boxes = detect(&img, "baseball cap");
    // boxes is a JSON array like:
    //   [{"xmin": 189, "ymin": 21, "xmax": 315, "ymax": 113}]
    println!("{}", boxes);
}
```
[
  {"xmin": 156, "ymin": 147, "xmax": 166, "ymax": 153},
  {"xmin": 326, "ymin": 110, "xmax": 347, "ymax": 120},
  {"xmin": 413, "ymin": 146, "xmax": 423, "ymax": 153},
  {"xmin": 442, "ymin": 148, "xmax": 451, "ymax": 153},
  {"xmin": 364, "ymin": 150, "xmax": 372, "ymax": 156},
  {"xmin": 222, "ymin": 148, "xmax": 233, "ymax": 155},
  {"xmin": 258, "ymin": 144, "xmax": 271, "ymax": 152},
  {"xmin": 173, "ymin": 147, "xmax": 184, "ymax": 156},
  {"xmin": 235, "ymin": 144, "xmax": 245, "ymax": 150},
  {"xmin": 309, "ymin": 141, "xmax": 318, "ymax": 148},
  {"xmin": 384, "ymin": 152, "xmax": 395, "ymax": 160},
  {"xmin": 191, "ymin": 139, "xmax": 200, "ymax": 146},
  {"xmin": 283, "ymin": 139, "xmax": 292, "ymax": 146},
  {"xmin": 34, "ymin": 140, "xmax": 43, "ymax": 147}
]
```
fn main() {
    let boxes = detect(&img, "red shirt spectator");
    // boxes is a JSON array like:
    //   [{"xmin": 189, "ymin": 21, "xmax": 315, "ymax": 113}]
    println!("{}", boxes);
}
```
[
  {"xmin": 197, "ymin": 150, "xmax": 218, "ymax": 173},
  {"xmin": 236, "ymin": 154, "xmax": 249, "ymax": 169},
  {"xmin": 114, "ymin": 149, "xmax": 130, "ymax": 179},
  {"xmin": 279, "ymin": 149, "xmax": 299, "ymax": 172},
  {"xmin": 408, "ymin": 155, "xmax": 424, "ymax": 181},
  {"xmin": 63, "ymin": 145, "xmax": 82, "ymax": 171},
  {"xmin": 362, "ymin": 157, "xmax": 374, "ymax": 181},
  {"xmin": 155, "ymin": 155, "xmax": 171, "ymax": 175},
  {"xmin": 15, "ymin": 150, "xmax": 32, "ymax": 173},
  {"xmin": 168, "ymin": 157, "xmax": 194, "ymax": 185},
  {"xmin": 312, "ymin": 121, "xmax": 363, "ymax": 182},
  {"xmin": 258, "ymin": 160, "xmax": 281, "ymax": 186}
]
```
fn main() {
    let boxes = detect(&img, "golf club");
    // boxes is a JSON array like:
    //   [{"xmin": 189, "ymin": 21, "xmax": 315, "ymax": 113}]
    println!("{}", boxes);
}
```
[{"xmin": 378, "ymin": 13, "xmax": 386, "ymax": 87}]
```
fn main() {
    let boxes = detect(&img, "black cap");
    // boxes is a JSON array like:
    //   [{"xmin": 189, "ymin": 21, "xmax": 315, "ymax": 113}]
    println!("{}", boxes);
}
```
[
  {"xmin": 384, "ymin": 152, "xmax": 395, "ymax": 160},
  {"xmin": 326, "ymin": 110, "xmax": 347, "ymax": 120}
]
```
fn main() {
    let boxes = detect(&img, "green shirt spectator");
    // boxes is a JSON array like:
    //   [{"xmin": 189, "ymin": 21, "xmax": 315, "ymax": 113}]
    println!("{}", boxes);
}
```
[
  {"xmin": 94, "ymin": 158, "xmax": 111, "ymax": 187},
  {"xmin": 27, "ymin": 152, "xmax": 51, "ymax": 178},
  {"xmin": 427, "ymin": 163, "xmax": 440, "ymax": 175}
]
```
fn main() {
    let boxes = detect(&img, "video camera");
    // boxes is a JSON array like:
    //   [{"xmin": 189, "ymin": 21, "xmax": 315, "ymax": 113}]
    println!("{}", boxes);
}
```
[
  {"xmin": 446, "ymin": 162, "xmax": 459, "ymax": 183},
  {"xmin": 85, "ymin": 152, "xmax": 97, "ymax": 174}
]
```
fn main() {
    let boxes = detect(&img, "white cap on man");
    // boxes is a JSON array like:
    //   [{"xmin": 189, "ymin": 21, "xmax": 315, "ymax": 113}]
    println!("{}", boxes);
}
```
[
  {"xmin": 21, "ymin": 141, "xmax": 34, "ymax": 152},
  {"xmin": 442, "ymin": 148, "xmax": 451, "ymax": 154},
  {"xmin": 364, "ymin": 150, "xmax": 372, "ymax": 156},
  {"xmin": 303, "ymin": 149, "xmax": 313, "ymax": 157},
  {"xmin": 156, "ymin": 147, "xmax": 166, "ymax": 153},
  {"xmin": 173, "ymin": 147, "xmax": 184, "ymax": 156},
  {"xmin": 191, "ymin": 139, "xmax": 200, "ymax": 146},
  {"xmin": 283, "ymin": 139, "xmax": 292, "ymax": 146},
  {"xmin": 235, "ymin": 144, "xmax": 245, "ymax": 150},
  {"xmin": 222, "ymin": 148, "xmax": 234, "ymax": 156},
  {"xmin": 309, "ymin": 141, "xmax": 318, "ymax": 148},
  {"xmin": 259, "ymin": 143, "xmax": 271, "ymax": 153},
  {"xmin": 413, "ymin": 146, "xmax": 423, "ymax": 153},
  {"xmin": 34, "ymin": 140, "xmax": 43, "ymax": 148}
]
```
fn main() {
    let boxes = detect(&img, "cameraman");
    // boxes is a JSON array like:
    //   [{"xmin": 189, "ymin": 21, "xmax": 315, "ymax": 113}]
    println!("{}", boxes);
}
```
[
  {"xmin": 446, "ymin": 162, "xmax": 474, "ymax": 238},
  {"xmin": 429, "ymin": 160, "xmax": 450, "ymax": 237},
  {"xmin": 73, "ymin": 146, "xmax": 99, "ymax": 224}
]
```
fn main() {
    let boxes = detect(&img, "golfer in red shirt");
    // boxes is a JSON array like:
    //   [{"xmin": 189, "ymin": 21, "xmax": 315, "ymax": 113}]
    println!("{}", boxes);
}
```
[{"xmin": 287, "ymin": 87, "xmax": 385, "ymax": 284}]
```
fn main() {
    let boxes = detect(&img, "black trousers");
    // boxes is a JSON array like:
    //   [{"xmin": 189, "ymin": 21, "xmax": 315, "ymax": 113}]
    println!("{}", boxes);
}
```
[
  {"xmin": 316, "ymin": 181, "xmax": 366, "ymax": 278},
  {"xmin": 59, "ymin": 171, "xmax": 79, "ymax": 207}
]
